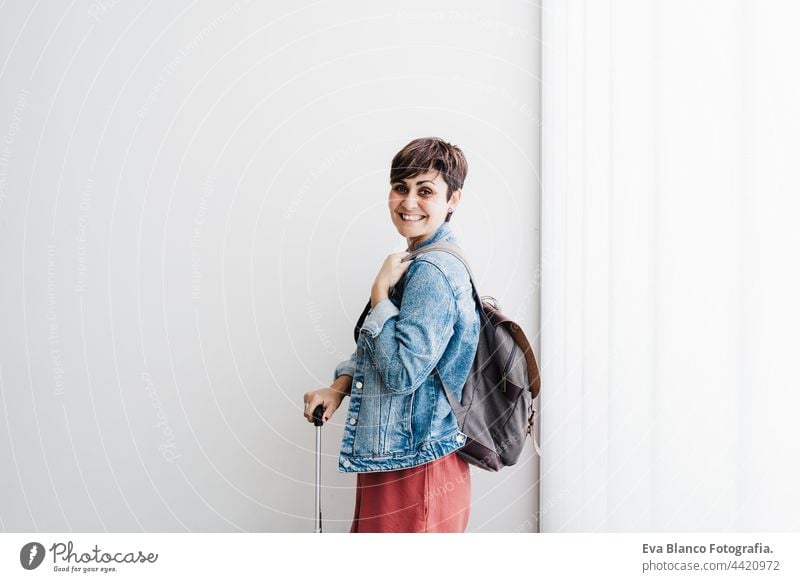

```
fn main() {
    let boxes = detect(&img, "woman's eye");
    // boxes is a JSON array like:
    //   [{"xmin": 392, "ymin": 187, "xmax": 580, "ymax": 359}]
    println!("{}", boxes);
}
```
[{"xmin": 392, "ymin": 185, "xmax": 432, "ymax": 195}]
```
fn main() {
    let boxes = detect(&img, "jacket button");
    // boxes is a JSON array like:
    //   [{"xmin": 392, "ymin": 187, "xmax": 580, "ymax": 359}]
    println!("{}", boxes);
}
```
[
  {"xmin": 343, "ymin": 460, "xmax": 351, "ymax": 468},
  {"xmin": 456, "ymin": 434, "xmax": 465, "ymax": 443},
  {"xmin": 354, "ymin": 381, "xmax": 363, "ymax": 389},
  {"xmin": 349, "ymin": 418, "xmax": 357, "ymax": 425}
]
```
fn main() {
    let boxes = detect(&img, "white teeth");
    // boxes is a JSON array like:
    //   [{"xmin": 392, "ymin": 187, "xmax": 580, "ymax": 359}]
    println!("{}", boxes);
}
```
[{"xmin": 401, "ymin": 213, "xmax": 424, "ymax": 221}]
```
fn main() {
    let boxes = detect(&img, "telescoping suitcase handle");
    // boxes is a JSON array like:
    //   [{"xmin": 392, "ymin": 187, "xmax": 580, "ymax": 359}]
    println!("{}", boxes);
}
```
[{"xmin": 312, "ymin": 405, "xmax": 325, "ymax": 533}]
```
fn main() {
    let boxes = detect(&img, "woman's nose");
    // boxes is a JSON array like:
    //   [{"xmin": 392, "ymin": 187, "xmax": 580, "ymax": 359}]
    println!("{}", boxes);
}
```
[{"xmin": 403, "ymin": 191, "xmax": 421, "ymax": 206}]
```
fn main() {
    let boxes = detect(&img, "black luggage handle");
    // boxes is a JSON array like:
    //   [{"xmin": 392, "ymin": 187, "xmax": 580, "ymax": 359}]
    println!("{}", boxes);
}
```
[{"xmin": 313, "ymin": 405, "xmax": 325, "ymax": 427}]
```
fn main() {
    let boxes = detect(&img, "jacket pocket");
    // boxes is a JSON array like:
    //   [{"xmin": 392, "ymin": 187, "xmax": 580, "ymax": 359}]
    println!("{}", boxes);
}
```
[
  {"xmin": 410, "ymin": 374, "xmax": 437, "ymax": 447},
  {"xmin": 380, "ymin": 393, "xmax": 413, "ymax": 454},
  {"xmin": 352, "ymin": 388, "xmax": 379, "ymax": 457}
]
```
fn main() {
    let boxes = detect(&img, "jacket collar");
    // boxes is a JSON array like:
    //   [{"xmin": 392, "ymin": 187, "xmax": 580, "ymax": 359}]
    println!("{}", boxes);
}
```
[{"xmin": 406, "ymin": 221, "xmax": 454, "ymax": 252}]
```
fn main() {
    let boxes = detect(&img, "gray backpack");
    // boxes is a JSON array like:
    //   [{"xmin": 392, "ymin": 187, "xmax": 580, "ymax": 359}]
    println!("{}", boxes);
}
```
[{"xmin": 355, "ymin": 242, "xmax": 541, "ymax": 471}]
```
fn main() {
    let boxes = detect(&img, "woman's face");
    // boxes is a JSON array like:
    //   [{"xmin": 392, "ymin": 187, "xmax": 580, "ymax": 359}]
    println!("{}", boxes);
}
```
[{"xmin": 388, "ymin": 170, "xmax": 461, "ymax": 248}]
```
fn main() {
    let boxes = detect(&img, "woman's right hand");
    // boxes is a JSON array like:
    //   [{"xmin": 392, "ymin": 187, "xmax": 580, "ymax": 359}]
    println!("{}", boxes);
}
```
[{"xmin": 302, "ymin": 379, "xmax": 350, "ymax": 424}]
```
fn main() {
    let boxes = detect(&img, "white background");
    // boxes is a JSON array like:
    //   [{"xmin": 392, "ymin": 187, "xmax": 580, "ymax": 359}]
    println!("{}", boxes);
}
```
[
  {"xmin": 541, "ymin": 0, "xmax": 800, "ymax": 532},
  {"xmin": 0, "ymin": 1, "xmax": 541, "ymax": 532}
]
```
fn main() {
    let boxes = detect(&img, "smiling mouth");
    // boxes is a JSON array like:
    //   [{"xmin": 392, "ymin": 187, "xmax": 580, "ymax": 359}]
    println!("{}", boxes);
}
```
[{"xmin": 399, "ymin": 213, "xmax": 426, "ymax": 222}]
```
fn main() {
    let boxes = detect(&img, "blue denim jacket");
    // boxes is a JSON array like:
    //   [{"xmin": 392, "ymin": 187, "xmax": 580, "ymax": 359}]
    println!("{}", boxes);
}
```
[{"xmin": 333, "ymin": 222, "xmax": 480, "ymax": 473}]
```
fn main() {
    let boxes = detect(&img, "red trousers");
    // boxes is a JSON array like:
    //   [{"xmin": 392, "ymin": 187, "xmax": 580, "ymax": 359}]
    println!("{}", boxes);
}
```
[{"xmin": 349, "ymin": 451, "xmax": 471, "ymax": 533}]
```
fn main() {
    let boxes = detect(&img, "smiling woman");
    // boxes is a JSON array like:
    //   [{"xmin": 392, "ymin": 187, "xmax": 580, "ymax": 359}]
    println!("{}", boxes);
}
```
[{"xmin": 302, "ymin": 137, "xmax": 479, "ymax": 532}]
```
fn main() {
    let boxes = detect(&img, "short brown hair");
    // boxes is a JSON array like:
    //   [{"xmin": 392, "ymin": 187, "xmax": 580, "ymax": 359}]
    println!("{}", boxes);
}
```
[{"xmin": 390, "ymin": 137, "xmax": 468, "ymax": 222}]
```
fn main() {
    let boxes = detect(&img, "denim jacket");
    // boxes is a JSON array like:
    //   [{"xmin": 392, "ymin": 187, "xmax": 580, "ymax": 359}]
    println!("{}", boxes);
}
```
[{"xmin": 333, "ymin": 222, "xmax": 480, "ymax": 473}]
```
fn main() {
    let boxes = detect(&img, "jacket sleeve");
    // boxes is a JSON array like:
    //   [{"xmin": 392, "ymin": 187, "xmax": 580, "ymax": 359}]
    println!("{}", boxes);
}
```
[
  {"xmin": 332, "ymin": 349, "xmax": 357, "ymax": 383},
  {"xmin": 358, "ymin": 258, "xmax": 457, "ymax": 395}
]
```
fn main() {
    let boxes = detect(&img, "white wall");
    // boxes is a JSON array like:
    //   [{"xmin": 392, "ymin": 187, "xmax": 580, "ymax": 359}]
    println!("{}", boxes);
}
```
[
  {"xmin": 0, "ymin": 1, "xmax": 541, "ymax": 532},
  {"xmin": 542, "ymin": 0, "xmax": 800, "ymax": 531}
]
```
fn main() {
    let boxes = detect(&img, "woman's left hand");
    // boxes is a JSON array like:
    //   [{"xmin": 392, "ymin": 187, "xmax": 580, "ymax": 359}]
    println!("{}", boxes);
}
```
[{"xmin": 372, "ymin": 252, "xmax": 412, "ymax": 296}]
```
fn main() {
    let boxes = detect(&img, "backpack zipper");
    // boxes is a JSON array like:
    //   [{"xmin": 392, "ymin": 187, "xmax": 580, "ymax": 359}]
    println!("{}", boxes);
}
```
[{"xmin": 500, "ymin": 344, "xmax": 518, "ymax": 393}]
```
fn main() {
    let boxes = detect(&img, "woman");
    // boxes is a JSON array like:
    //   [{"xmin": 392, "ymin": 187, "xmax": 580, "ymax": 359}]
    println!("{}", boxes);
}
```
[{"xmin": 303, "ymin": 137, "xmax": 480, "ymax": 533}]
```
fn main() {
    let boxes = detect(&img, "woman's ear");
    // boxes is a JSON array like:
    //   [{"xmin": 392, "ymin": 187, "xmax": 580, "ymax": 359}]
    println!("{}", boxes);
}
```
[{"xmin": 448, "ymin": 189, "xmax": 462, "ymax": 212}]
